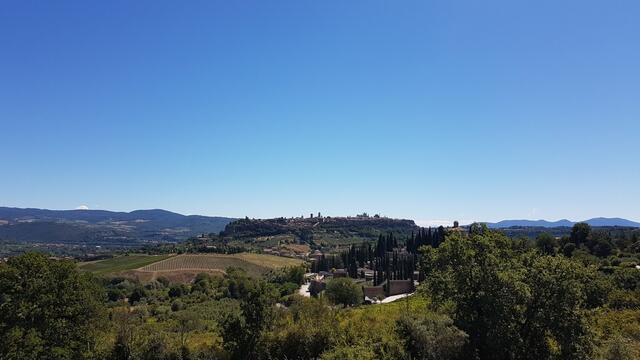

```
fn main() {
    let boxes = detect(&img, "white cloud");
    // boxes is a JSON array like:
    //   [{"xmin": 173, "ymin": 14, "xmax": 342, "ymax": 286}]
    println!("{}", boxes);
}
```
[{"xmin": 75, "ymin": 205, "xmax": 89, "ymax": 210}]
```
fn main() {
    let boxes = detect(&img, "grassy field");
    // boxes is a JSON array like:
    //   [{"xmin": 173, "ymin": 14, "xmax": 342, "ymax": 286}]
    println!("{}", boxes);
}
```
[
  {"xmin": 138, "ymin": 253, "xmax": 302, "ymax": 278},
  {"xmin": 78, "ymin": 254, "xmax": 172, "ymax": 274},
  {"xmin": 232, "ymin": 252, "xmax": 303, "ymax": 268},
  {"xmin": 78, "ymin": 252, "xmax": 303, "ymax": 282}
]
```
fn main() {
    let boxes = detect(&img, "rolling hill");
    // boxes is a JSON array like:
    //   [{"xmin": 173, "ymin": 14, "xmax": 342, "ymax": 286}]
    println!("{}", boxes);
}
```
[
  {"xmin": 199, "ymin": 215, "xmax": 420, "ymax": 251},
  {"xmin": 487, "ymin": 217, "xmax": 640, "ymax": 228},
  {"xmin": 0, "ymin": 207, "xmax": 235, "ymax": 245}
]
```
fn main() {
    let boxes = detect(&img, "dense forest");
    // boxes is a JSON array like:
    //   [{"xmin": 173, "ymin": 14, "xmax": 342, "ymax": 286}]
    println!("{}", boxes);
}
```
[{"xmin": 1, "ymin": 223, "xmax": 639, "ymax": 359}]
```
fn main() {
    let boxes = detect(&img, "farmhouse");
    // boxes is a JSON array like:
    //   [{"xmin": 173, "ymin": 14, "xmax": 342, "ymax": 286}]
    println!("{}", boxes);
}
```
[
  {"xmin": 332, "ymin": 268, "xmax": 348, "ymax": 278},
  {"xmin": 362, "ymin": 279, "xmax": 414, "ymax": 299}
]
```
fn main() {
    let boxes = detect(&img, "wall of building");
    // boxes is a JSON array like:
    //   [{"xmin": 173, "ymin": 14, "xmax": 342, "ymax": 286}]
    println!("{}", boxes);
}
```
[
  {"xmin": 363, "ymin": 285, "xmax": 385, "ymax": 299},
  {"xmin": 387, "ymin": 280, "xmax": 414, "ymax": 296}
]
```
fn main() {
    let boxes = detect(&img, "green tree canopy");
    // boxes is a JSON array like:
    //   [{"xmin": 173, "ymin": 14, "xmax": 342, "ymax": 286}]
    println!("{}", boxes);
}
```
[
  {"xmin": 536, "ymin": 232, "xmax": 558, "ymax": 255},
  {"xmin": 396, "ymin": 313, "xmax": 467, "ymax": 360},
  {"xmin": 562, "ymin": 242, "xmax": 577, "ymax": 257},
  {"xmin": 420, "ymin": 230, "xmax": 610, "ymax": 360},
  {"xmin": 571, "ymin": 222, "xmax": 592, "ymax": 246},
  {"xmin": 324, "ymin": 278, "xmax": 363, "ymax": 307},
  {"xmin": 264, "ymin": 296, "xmax": 339, "ymax": 359},
  {"xmin": 219, "ymin": 267, "xmax": 279, "ymax": 359},
  {"xmin": 0, "ymin": 252, "xmax": 106, "ymax": 359},
  {"xmin": 587, "ymin": 230, "xmax": 614, "ymax": 258}
]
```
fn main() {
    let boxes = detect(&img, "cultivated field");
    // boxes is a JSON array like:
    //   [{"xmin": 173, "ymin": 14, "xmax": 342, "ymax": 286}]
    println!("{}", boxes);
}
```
[
  {"xmin": 78, "ymin": 254, "xmax": 171, "ymax": 274},
  {"xmin": 128, "ymin": 253, "xmax": 302, "ymax": 282},
  {"xmin": 138, "ymin": 253, "xmax": 302, "ymax": 278},
  {"xmin": 79, "ymin": 252, "xmax": 303, "ymax": 282},
  {"xmin": 231, "ymin": 252, "xmax": 304, "ymax": 269}
]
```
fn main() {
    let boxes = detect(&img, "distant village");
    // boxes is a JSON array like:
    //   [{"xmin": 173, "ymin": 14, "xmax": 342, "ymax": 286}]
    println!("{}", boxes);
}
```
[{"xmin": 261, "ymin": 220, "xmax": 466, "ymax": 304}]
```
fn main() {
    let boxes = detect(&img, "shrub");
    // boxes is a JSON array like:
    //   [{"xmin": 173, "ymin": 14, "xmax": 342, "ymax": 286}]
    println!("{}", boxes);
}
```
[
  {"xmin": 396, "ymin": 314, "xmax": 467, "ymax": 360},
  {"xmin": 324, "ymin": 278, "xmax": 363, "ymax": 307},
  {"xmin": 171, "ymin": 300, "xmax": 185, "ymax": 312},
  {"xmin": 608, "ymin": 290, "xmax": 640, "ymax": 310},
  {"xmin": 320, "ymin": 345, "xmax": 377, "ymax": 360},
  {"xmin": 129, "ymin": 286, "xmax": 148, "ymax": 305},
  {"xmin": 563, "ymin": 242, "xmax": 576, "ymax": 257},
  {"xmin": 169, "ymin": 284, "xmax": 185, "ymax": 298},
  {"xmin": 612, "ymin": 268, "xmax": 640, "ymax": 291}
]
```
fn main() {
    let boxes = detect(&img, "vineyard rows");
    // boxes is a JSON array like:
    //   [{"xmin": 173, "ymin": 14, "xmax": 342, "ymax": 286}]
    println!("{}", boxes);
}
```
[{"xmin": 138, "ymin": 254, "xmax": 270, "ymax": 275}]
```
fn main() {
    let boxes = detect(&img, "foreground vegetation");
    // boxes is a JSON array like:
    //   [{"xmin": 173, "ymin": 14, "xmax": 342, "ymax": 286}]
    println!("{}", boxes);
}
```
[{"xmin": 1, "ymin": 223, "xmax": 639, "ymax": 359}]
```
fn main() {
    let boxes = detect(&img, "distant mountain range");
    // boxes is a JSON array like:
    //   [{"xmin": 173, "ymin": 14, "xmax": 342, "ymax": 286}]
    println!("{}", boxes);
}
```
[
  {"xmin": 0, "ymin": 207, "xmax": 235, "ymax": 245},
  {"xmin": 2, "ymin": 205, "xmax": 638, "ymax": 247},
  {"xmin": 487, "ymin": 218, "xmax": 640, "ymax": 228}
]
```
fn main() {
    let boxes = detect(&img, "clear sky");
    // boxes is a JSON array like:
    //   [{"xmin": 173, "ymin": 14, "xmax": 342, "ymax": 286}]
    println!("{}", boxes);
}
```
[{"xmin": 1, "ymin": 1, "xmax": 639, "ymax": 225}]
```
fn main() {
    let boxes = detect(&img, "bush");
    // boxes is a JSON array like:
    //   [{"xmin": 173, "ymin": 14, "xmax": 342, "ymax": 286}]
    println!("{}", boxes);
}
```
[
  {"xmin": 563, "ymin": 242, "xmax": 576, "ymax": 257},
  {"xmin": 107, "ymin": 288, "xmax": 126, "ymax": 302},
  {"xmin": 157, "ymin": 277, "xmax": 170, "ymax": 288},
  {"xmin": 396, "ymin": 314, "xmax": 467, "ymax": 360},
  {"xmin": 602, "ymin": 335, "xmax": 636, "ymax": 360},
  {"xmin": 608, "ymin": 290, "xmax": 640, "ymax": 310},
  {"xmin": 171, "ymin": 300, "xmax": 185, "ymax": 312},
  {"xmin": 265, "ymin": 265, "xmax": 306, "ymax": 286},
  {"xmin": 144, "ymin": 280, "xmax": 164, "ymax": 290},
  {"xmin": 129, "ymin": 286, "xmax": 148, "ymax": 305},
  {"xmin": 611, "ymin": 258, "xmax": 622, "ymax": 266},
  {"xmin": 263, "ymin": 297, "xmax": 339, "ymax": 359},
  {"xmin": 612, "ymin": 268, "xmax": 640, "ymax": 291},
  {"xmin": 320, "ymin": 345, "xmax": 377, "ymax": 360},
  {"xmin": 151, "ymin": 305, "xmax": 171, "ymax": 317},
  {"xmin": 277, "ymin": 282, "xmax": 300, "ymax": 297},
  {"xmin": 324, "ymin": 278, "xmax": 363, "ymax": 307},
  {"xmin": 169, "ymin": 284, "xmax": 186, "ymax": 298}
]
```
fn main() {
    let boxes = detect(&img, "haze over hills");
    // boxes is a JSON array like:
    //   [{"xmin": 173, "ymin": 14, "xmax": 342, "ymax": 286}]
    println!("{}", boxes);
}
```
[
  {"xmin": 486, "ymin": 217, "xmax": 640, "ymax": 228},
  {"xmin": 2, "ymin": 206, "xmax": 640, "ymax": 247},
  {"xmin": 0, "ymin": 206, "xmax": 235, "ymax": 245}
]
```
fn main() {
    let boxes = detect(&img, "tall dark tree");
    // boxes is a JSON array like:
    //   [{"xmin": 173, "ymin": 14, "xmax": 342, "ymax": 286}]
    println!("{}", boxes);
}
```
[
  {"xmin": 220, "ymin": 269, "xmax": 279, "ymax": 360},
  {"xmin": 536, "ymin": 233, "xmax": 558, "ymax": 255},
  {"xmin": 570, "ymin": 222, "xmax": 592, "ymax": 246}
]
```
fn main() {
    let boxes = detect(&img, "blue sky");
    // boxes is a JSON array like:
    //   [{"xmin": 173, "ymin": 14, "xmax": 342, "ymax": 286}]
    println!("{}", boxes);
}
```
[{"xmin": 1, "ymin": 0, "xmax": 639, "ymax": 225}]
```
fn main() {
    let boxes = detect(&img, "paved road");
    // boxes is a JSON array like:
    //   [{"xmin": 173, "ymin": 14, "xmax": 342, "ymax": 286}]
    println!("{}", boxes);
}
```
[{"xmin": 379, "ymin": 292, "xmax": 414, "ymax": 304}]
